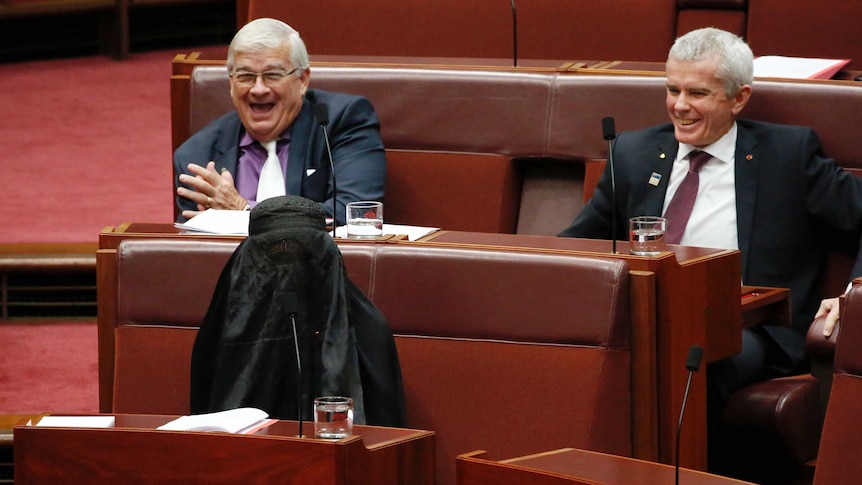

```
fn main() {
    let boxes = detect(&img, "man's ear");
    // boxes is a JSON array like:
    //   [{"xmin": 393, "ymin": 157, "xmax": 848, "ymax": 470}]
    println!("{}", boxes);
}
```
[
  {"xmin": 299, "ymin": 67, "xmax": 311, "ymax": 96},
  {"xmin": 731, "ymin": 84, "xmax": 752, "ymax": 116}
]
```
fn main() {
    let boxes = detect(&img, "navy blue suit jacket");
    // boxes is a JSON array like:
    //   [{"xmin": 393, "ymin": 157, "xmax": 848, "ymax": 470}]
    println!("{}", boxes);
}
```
[
  {"xmin": 174, "ymin": 89, "xmax": 386, "ymax": 225},
  {"xmin": 560, "ymin": 120, "xmax": 862, "ymax": 369}
]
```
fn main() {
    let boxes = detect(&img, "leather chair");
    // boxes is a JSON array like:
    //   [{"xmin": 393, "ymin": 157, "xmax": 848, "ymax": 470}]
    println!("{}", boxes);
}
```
[
  {"xmin": 710, "ymin": 313, "xmax": 841, "ymax": 484},
  {"xmin": 813, "ymin": 284, "xmax": 862, "ymax": 484}
]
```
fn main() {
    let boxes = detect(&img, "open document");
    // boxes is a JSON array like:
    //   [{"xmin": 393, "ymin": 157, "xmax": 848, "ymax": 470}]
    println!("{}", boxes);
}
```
[
  {"xmin": 157, "ymin": 407, "xmax": 276, "ymax": 434},
  {"xmin": 753, "ymin": 56, "xmax": 851, "ymax": 80}
]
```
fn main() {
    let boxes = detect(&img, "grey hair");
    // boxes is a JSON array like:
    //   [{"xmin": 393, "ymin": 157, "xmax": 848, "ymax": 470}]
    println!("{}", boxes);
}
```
[
  {"xmin": 227, "ymin": 17, "xmax": 310, "ymax": 75},
  {"xmin": 668, "ymin": 27, "xmax": 754, "ymax": 97}
]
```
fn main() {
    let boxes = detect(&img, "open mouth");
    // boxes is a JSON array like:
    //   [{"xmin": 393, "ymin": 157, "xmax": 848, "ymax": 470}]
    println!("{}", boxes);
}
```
[
  {"xmin": 678, "ymin": 118, "xmax": 699, "ymax": 126},
  {"xmin": 250, "ymin": 102, "xmax": 275, "ymax": 113}
]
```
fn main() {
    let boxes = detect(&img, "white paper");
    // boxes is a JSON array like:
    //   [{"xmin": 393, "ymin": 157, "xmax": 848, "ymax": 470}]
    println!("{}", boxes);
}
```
[
  {"xmin": 174, "ymin": 209, "xmax": 250, "ymax": 235},
  {"xmin": 335, "ymin": 224, "xmax": 440, "ymax": 241},
  {"xmin": 157, "ymin": 407, "xmax": 269, "ymax": 433},
  {"xmin": 753, "ymin": 56, "xmax": 850, "ymax": 80},
  {"xmin": 35, "ymin": 416, "xmax": 115, "ymax": 428},
  {"xmin": 176, "ymin": 210, "xmax": 439, "ymax": 241}
]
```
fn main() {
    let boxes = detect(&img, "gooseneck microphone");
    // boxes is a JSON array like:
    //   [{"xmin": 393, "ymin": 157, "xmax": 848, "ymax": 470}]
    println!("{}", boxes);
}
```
[
  {"xmin": 601, "ymin": 117, "xmax": 618, "ymax": 254},
  {"xmin": 285, "ymin": 292, "xmax": 304, "ymax": 437},
  {"xmin": 675, "ymin": 345, "xmax": 704, "ymax": 485},
  {"xmin": 511, "ymin": 0, "xmax": 518, "ymax": 67},
  {"xmin": 313, "ymin": 104, "xmax": 337, "ymax": 235}
]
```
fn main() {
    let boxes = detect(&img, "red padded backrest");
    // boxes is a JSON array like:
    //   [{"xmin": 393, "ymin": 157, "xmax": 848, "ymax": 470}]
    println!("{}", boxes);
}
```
[
  {"xmin": 247, "ymin": 0, "xmax": 513, "ymax": 58},
  {"xmin": 116, "ymin": 239, "xmax": 239, "ymax": 327},
  {"xmin": 676, "ymin": 0, "xmax": 748, "ymax": 37},
  {"xmin": 518, "ymin": 0, "xmax": 678, "ymax": 62},
  {"xmin": 368, "ymin": 244, "xmax": 633, "ymax": 485},
  {"xmin": 747, "ymin": 0, "xmax": 862, "ymax": 71},
  {"xmin": 113, "ymin": 325, "xmax": 198, "ymax": 415},
  {"xmin": 677, "ymin": 9, "xmax": 747, "ymax": 38}
]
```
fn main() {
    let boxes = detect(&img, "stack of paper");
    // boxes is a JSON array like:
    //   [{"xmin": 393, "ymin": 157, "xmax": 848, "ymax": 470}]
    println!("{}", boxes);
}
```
[
  {"xmin": 34, "ymin": 416, "xmax": 116, "ymax": 428},
  {"xmin": 753, "ymin": 56, "xmax": 851, "ymax": 80},
  {"xmin": 157, "ymin": 407, "xmax": 275, "ymax": 434}
]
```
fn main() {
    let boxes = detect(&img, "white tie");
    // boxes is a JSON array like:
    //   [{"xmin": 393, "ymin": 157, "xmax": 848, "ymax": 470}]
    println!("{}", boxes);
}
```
[{"xmin": 256, "ymin": 140, "xmax": 286, "ymax": 202}]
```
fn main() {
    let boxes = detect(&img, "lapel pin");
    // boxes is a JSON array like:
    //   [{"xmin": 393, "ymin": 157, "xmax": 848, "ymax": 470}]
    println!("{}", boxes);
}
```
[
  {"xmin": 746, "ymin": 154, "xmax": 753, "ymax": 161},
  {"xmin": 659, "ymin": 153, "xmax": 666, "ymax": 159},
  {"xmin": 649, "ymin": 172, "xmax": 662, "ymax": 186}
]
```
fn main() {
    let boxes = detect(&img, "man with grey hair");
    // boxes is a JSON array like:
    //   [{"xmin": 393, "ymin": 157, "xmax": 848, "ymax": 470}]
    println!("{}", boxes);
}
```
[
  {"xmin": 174, "ymin": 17, "xmax": 386, "ymax": 225},
  {"xmin": 560, "ymin": 26, "xmax": 862, "ymax": 471}
]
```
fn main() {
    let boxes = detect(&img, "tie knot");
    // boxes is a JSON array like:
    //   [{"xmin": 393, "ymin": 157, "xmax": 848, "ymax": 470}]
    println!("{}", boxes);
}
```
[
  {"xmin": 262, "ymin": 140, "xmax": 278, "ymax": 156},
  {"xmin": 688, "ymin": 151, "xmax": 711, "ymax": 172}
]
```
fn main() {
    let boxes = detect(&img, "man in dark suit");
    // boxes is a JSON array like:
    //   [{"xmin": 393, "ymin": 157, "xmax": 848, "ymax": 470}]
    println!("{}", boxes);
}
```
[
  {"xmin": 174, "ymin": 17, "xmax": 386, "ymax": 225},
  {"xmin": 560, "ymin": 28, "xmax": 862, "ymax": 410}
]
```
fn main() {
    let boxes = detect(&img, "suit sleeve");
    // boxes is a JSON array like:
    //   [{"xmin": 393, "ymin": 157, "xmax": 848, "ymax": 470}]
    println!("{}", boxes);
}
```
[{"xmin": 325, "ymin": 97, "xmax": 387, "ymax": 226}]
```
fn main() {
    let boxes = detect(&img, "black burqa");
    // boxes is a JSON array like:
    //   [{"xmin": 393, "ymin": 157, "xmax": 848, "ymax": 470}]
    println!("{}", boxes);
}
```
[{"xmin": 190, "ymin": 195, "xmax": 405, "ymax": 427}]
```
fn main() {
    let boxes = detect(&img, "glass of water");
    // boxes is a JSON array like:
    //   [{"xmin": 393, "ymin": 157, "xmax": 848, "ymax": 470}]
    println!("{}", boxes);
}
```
[
  {"xmin": 629, "ymin": 216, "xmax": 667, "ymax": 256},
  {"xmin": 313, "ymin": 396, "xmax": 354, "ymax": 439},
  {"xmin": 346, "ymin": 201, "xmax": 383, "ymax": 238}
]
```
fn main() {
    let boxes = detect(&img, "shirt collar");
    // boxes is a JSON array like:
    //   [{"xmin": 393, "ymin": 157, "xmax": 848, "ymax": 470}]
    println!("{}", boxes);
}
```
[
  {"xmin": 676, "ymin": 122, "xmax": 738, "ymax": 165},
  {"xmin": 239, "ymin": 129, "xmax": 291, "ymax": 149}
]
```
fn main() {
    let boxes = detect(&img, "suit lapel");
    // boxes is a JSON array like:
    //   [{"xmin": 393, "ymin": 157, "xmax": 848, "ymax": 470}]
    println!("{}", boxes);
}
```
[
  {"xmin": 287, "ymin": 100, "xmax": 314, "ymax": 196},
  {"xmin": 641, "ymin": 132, "xmax": 678, "ymax": 215},
  {"xmin": 735, "ymin": 124, "xmax": 759, "ymax": 279},
  {"xmin": 212, "ymin": 116, "xmax": 242, "ymax": 174}
]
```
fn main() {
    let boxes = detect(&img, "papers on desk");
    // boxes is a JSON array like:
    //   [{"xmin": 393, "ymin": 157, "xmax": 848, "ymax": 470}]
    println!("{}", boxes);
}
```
[
  {"xmin": 175, "ymin": 209, "xmax": 439, "ymax": 241},
  {"xmin": 753, "ymin": 56, "xmax": 851, "ymax": 80},
  {"xmin": 157, "ymin": 407, "xmax": 276, "ymax": 434},
  {"xmin": 34, "ymin": 415, "xmax": 116, "ymax": 428},
  {"xmin": 174, "ymin": 209, "xmax": 250, "ymax": 235}
]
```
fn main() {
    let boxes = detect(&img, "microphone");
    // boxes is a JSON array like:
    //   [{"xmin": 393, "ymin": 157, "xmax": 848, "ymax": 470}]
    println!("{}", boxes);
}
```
[
  {"xmin": 510, "ymin": 0, "xmax": 518, "ymax": 67},
  {"xmin": 675, "ymin": 345, "xmax": 703, "ymax": 485},
  {"xmin": 601, "ymin": 117, "xmax": 618, "ymax": 254},
  {"xmin": 314, "ymin": 103, "xmax": 337, "ymax": 235},
  {"xmin": 285, "ymin": 292, "xmax": 304, "ymax": 437}
]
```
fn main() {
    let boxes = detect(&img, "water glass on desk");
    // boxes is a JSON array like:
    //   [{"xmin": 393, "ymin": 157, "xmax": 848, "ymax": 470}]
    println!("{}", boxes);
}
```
[
  {"xmin": 629, "ymin": 216, "xmax": 667, "ymax": 256},
  {"xmin": 313, "ymin": 396, "xmax": 353, "ymax": 439},
  {"xmin": 346, "ymin": 201, "xmax": 383, "ymax": 238}
]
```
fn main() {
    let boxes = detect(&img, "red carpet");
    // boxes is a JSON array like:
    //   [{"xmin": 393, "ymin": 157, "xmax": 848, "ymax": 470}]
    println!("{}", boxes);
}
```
[
  {"xmin": 0, "ymin": 321, "xmax": 98, "ymax": 414},
  {"xmin": 0, "ymin": 50, "xmax": 200, "ymax": 245}
]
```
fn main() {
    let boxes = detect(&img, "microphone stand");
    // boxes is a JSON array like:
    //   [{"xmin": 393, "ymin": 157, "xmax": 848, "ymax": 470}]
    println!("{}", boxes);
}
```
[
  {"xmin": 608, "ymin": 138, "xmax": 617, "ymax": 254},
  {"xmin": 314, "ymin": 104, "xmax": 336, "ymax": 236},
  {"xmin": 676, "ymin": 345, "xmax": 703, "ymax": 485},
  {"xmin": 289, "ymin": 310, "xmax": 303, "ymax": 438},
  {"xmin": 601, "ymin": 117, "xmax": 617, "ymax": 254},
  {"xmin": 511, "ymin": 0, "xmax": 518, "ymax": 67}
]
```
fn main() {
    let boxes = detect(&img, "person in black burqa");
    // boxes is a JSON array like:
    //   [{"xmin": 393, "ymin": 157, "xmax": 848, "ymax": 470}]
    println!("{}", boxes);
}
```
[{"xmin": 190, "ymin": 195, "xmax": 406, "ymax": 427}]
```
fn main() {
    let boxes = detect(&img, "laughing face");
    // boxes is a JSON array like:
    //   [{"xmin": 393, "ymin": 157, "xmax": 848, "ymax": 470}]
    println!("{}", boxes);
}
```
[
  {"xmin": 665, "ymin": 56, "xmax": 750, "ymax": 148},
  {"xmin": 229, "ymin": 45, "xmax": 310, "ymax": 143}
]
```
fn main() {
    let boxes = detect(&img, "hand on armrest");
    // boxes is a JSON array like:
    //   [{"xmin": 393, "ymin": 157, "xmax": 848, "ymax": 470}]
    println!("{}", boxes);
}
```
[{"xmin": 808, "ymin": 303, "xmax": 841, "ymax": 359}]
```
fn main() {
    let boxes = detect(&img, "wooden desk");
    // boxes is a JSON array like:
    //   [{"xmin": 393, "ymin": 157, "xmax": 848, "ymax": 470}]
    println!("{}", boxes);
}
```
[
  {"xmin": 741, "ymin": 285, "xmax": 791, "ymax": 328},
  {"xmin": 14, "ymin": 414, "xmax": 434, "ymax": 484},
  {"xmin": 457, "ymin": 448, "xmax": 755, "ymax": 485},
  {"xmin": 98, "ymin": 224, "xmax": 741, "ymax": 471}
]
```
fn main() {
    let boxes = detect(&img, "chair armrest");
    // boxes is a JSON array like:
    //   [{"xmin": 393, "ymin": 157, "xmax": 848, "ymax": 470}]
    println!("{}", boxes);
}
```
[{"xmin": 807, "ymin": 314, "xmax": 839, "ymax": 360}]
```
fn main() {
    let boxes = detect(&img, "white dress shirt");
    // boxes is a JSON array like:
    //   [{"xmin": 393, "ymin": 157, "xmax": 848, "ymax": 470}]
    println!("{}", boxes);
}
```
[{"xmin": 661, "ymin": 123, "xmax": 739, "ymax": 250}]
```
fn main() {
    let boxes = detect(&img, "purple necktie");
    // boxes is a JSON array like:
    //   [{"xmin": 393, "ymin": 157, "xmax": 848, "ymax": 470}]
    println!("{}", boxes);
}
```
[{"xmin": 664, "ymin": 151, "xmax": 712, "ymax": 244}]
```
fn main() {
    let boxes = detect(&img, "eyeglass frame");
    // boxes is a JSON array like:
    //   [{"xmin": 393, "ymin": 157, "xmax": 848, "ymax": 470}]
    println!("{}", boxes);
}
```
[{"xmin": 228, "ymin": 67, "xmax": 302, "ymax": 87}]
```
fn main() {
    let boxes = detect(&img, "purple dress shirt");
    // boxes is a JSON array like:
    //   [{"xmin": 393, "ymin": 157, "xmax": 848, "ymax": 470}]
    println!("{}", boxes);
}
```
[{"xmin": 236, "ymin": 130, "xmax": 291, "ymax": 207}]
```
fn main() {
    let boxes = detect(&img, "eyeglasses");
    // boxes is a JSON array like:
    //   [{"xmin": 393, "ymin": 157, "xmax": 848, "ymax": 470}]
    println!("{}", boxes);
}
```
[{"xmin": 229, "ymin": 67, "xmax": 300, "ymax": 87}]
